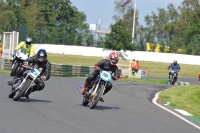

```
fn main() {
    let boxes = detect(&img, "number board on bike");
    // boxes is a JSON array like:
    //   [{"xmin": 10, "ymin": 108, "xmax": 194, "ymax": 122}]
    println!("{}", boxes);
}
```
[
  {"xmin": 100, "ymin": 71, "xmax": 111, "ymax": 81},
  {"xmin": 31, "ymin": 69, "xmax": 40, "ymax": 78}
]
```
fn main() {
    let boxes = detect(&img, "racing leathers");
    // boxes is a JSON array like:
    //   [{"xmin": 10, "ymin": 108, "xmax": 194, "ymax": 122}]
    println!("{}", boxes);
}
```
[{"xmin": 80, "ymin": 59, "xmax": 119, "ymax": 98}]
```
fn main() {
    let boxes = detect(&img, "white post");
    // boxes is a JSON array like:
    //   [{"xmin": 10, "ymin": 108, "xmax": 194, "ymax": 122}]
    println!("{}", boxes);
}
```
[
  {"xmin": 131, "ymin": 0, "xmax": 136, "ymax": 43},
  {"xmin": 9, "ymin": 34, "xmax": 12, "ymax": 59},
  {"xmin": 128, "ymin": 51, "xmax": 132, "ymax": 78}
]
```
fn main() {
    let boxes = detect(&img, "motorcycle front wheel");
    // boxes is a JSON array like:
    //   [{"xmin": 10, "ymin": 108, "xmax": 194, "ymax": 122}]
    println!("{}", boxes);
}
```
[
  {"xmin": 89, "ymin": 84, "xmax": 104, "ymax": 109},
  {"xmin": 10, "ymin": 62, "xmax": 19, "ymax": 76},
  {"xmin": 82, "ymin": 98, "xmax": 89, "ymax": 106},
  {"xmin": 13, "ymin": 80, "xmax": 31, "ymax": 101}
]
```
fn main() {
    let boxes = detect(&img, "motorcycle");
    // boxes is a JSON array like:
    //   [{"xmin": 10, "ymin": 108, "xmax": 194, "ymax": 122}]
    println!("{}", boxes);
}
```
[
  {"xmin": 8, "ymin": 66, "xmax": 42, "ymax": 101},
  {"xmin": 77, "ymin": 70, "xmax": 112, "ymax": 109},
  {"xmin": 10, "ymin": 50, "xmax": 28, "ymax": 76},
  {"xmin": 168, "ymin": 70, "xmax": 177, "ymax": 85}
]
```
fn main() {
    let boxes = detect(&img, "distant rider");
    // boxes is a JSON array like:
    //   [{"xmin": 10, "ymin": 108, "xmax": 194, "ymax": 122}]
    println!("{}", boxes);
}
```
[
  {"xmin": 167, "ymin": 60, "xmax": 180, "ymax": 82},
  {"xmin": 79, "ymin": 51, "xmax": 120, "ymax": 102}
]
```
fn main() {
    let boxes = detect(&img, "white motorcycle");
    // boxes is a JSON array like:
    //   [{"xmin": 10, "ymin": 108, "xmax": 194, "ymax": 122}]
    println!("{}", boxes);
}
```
[{"xmin": 10, "ymin": 51, "xmax": 28, "ymax": 76}]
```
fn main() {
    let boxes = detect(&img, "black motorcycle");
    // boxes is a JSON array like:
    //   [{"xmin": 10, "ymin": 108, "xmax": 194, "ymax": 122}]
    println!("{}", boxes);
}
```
[{"xmin": 168, "ymin": 70, "xmax": 177, "ymax": 85}]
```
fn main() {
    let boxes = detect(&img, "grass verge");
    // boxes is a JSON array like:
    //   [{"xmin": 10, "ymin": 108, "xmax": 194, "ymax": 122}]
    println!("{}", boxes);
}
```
[
  {"xmin": 159, "ymin": 85, "xmax": 200, "ymax": 118},
  {"xmin": 48, "ymin": 53, "xmax": 200, "ymax": 78},
  {"xmin": 0, "ymin": 70, "xmax": 10, "ymax": 74}
]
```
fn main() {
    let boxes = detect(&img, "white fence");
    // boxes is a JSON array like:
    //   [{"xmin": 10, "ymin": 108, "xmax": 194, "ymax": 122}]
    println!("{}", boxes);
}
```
[{"xmin": 33, "ymin": 44, "xmax": 200, "ymax": 65}]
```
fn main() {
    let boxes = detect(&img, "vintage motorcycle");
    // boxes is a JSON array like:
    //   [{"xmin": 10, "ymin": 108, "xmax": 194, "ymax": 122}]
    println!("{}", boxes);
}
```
[
  {"xmin": 168, "ymin": 70, "xmax": 177, "ymax": 85},
  {"xmin": 8, "ymin": 66, "xmax": 42, "ymax": 101},
  {"xmin": 77, "ymin": 70, "xmax": 112, "ymax": 109},
  {"xmin": 10, "ymin": 50, "xmax": 28, "ymax": 76}
]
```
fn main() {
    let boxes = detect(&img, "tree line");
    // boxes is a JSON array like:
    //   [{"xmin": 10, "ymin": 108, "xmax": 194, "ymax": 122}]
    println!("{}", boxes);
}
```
[
  {"xmin": 110, "ymin": 0, "xmax": 200, "ymax": 55},
  {"xmin": 1, "ymin": 0, "xmax": 200, "ymax": 55},
  {"xmin": 0, "ymin": 0, "xmax": 93, "ymax": 46}
]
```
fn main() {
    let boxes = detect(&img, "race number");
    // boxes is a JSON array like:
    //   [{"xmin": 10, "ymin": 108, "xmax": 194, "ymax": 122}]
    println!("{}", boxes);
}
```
[
  {"xmin": 31, "ymin": 69, "xmax": 40, "ymax": 77},
  {"xmin": 100, "ymin": 71, "xmax": 111, "ymax": 81}
]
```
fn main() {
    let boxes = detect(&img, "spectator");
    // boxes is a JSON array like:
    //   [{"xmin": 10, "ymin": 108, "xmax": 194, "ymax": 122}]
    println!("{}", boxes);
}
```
[{"xmin": 131, "ymin": 60, "xmax": 140, "ymax": 74}]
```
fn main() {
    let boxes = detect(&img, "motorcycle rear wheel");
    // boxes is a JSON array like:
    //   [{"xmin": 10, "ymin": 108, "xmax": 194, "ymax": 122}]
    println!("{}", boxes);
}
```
[
  {"xmin": 82, "ymin": 98, "xmax": 89, "ymax": 106},
  {"xmin": 8, "ymin": 90, "xmax": 16, "ymax": 98}
]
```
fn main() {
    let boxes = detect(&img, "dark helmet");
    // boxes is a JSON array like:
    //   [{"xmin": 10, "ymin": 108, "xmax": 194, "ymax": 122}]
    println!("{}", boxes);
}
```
[
  {"xmin": 173, "ymin": 60, "xmax": 177, "ymax": 65},
  {"xmin": 37, "ymin": 49, "xmax": 47, "ymax": 62},
  {"xmin": 25, "ymin": 37, "xmax": 32, "ymax": 47}
]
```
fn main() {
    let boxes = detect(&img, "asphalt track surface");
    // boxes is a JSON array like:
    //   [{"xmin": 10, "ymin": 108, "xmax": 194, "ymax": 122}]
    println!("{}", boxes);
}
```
[{"xmin": 0, "ymin": 74, "xmax": 199, "ymax": 133}]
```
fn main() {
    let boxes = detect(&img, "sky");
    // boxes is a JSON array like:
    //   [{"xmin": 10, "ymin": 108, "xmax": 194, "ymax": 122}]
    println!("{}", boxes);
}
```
[{"xmin": 70, "ymin": 0, "xmax": 183, "ymax": 27}]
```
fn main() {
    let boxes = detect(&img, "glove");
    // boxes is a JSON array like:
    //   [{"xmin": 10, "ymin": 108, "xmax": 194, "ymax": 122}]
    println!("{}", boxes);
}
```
[
  {"xmin": 118, "ymin": 73, "xmax": 123, "ymax": 78},
  {"xmin": 112, "ymin": 76, "xmax": 118, "ymax": 80},
  {"xmin": 94, "ymin": 65, "xmax": 100, "ymax": 71}
]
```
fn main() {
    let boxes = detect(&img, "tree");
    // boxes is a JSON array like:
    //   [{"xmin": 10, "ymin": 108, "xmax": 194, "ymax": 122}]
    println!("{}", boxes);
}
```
[
  {"xmin": 0, "ymin": 1, "xmax": 17, "ymax": 33},
  {"xmin": 104, "ymin": 20, "xmax": 134, "ymax": 51}
]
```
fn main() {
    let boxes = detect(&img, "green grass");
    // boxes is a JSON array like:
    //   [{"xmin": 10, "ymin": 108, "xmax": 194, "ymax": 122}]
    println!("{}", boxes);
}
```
[
  {"xmin": 48, "ymin": 53, "xmax": 103, "ymax": 66},
  {"xmin": 48, "ymin": 53, "xmax": 200, "ymax": 78},
  {"xmin": 119, "ymin": 78, "xmax": 167, "ymax": 85},
  {"xmin": 0, "ymin": 70, "xmax": 10, "ymax": 74},
  {"xmin": 159, "ymin": 85, "xmax": 200, "ymax": 118}
]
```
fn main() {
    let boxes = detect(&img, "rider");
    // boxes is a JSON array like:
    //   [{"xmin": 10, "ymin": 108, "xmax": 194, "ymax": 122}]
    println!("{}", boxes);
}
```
[
  {"xmin": 79, "ymin": 51, "xmax": 120, "ymax": 102},
  {"xmin": 167, "ymin": 60, "xmax": 180, "ymax": 82},
  {"xmin": 11, "ymin": 37, "xmax": 36, "ymax": 74},
  {"xmin": 8, "ymin": 49, "xmax": 51, "ymax": 99},
  {"xmin": 14, "ymin": 37, "xmax": 36, "ymax": 57}
]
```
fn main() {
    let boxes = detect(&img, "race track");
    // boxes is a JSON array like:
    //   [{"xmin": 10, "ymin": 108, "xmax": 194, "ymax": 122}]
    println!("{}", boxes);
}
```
[{"xmin": 0, "ymin": 74, "xmax": 199, "ymax": 133}]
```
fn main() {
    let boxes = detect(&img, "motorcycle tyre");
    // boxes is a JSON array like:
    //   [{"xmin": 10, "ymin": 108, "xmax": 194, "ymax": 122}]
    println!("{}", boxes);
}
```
[
  {"xmin": 89, "ymin": 84, "xmax": 104, "ymax": 109},
  {"xmin": 8, "ymin": 90, "xmax": 16, "ymax": 98},
  {"xmin": 10, "ymin": 62, "xmax": 19, "ymax": 76},
  {"xmin": 13, "ymin": 80, "xmax": 31, "ymax": 101}
]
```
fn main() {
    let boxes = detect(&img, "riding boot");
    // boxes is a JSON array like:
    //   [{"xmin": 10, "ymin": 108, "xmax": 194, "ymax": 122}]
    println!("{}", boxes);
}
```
[{"xmin": 79, "ymin": 82, "xmax": 89, "ymax": 94}]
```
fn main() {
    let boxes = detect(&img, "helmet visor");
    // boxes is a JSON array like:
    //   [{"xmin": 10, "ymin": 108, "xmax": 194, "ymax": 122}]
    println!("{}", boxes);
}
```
[
  {"xmin": 110, "ymin": 58, "xmax": 118, "ymax": 64},
  {"xmin": 38, "ymin": 56, "xmax": 45, "ymax": 62},
  {"xmin": 26, "ymin": 42, "xmax": 31, "ymax": 46}
]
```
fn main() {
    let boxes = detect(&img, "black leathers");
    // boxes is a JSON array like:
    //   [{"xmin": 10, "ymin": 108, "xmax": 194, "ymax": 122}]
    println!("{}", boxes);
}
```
[{"xmin": 86, "ymin": 59, "xmax": 119, "ymax": 95}]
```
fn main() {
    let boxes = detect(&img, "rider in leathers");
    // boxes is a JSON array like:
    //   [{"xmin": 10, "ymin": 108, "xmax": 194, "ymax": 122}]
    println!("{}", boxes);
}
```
[
  {"xmin": 79, "ymin": 51, "xmax": 120, "ymax": 102},
  {"xmin": 12, "ymin": 49, "xmax": 51, "ymax": 99},
  {"xmin": 167, "ymin": 60, "xmax": 180, "ymax": 82}
]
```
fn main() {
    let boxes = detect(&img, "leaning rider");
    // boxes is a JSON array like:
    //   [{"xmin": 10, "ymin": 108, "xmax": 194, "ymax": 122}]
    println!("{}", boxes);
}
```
[{"xmin": 79, "ymin": 51, "xmax": 120, "ymax": 102}]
